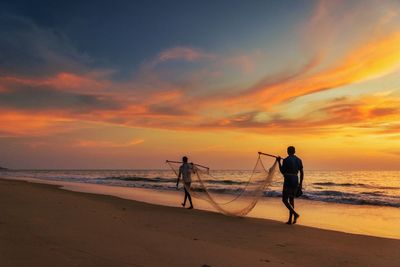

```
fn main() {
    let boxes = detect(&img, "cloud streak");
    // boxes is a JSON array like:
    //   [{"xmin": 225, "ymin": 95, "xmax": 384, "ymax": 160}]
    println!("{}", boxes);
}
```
[
  {"xmin": 0, "ymin": 15, "xmax": 91, "ymax": 77},
  {"xmin": 74, "ymin": 138, "xmax": 144, "ymax": 148},
  {"xmin": 157, "ymin": 47, "xmax": 215, "ymax": 62},
  {"xmin": 1, "ymin": 2, "xmax": 400, "ymax": 139}
]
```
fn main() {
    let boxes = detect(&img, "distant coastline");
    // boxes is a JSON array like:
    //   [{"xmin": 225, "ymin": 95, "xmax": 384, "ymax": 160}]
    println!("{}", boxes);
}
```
[{"xmin": 0, "ymin": 166, "xmax": 8, "ymax": 171}]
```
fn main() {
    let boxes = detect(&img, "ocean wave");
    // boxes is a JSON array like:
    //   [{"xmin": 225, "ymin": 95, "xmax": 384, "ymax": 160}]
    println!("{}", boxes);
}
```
[
  {"xmin": 303, "ymin": 190, "xmax": 400, "ymax": 208},
  {"xmin": 2, "ymin": 170, "xmax": 400, "ymax": 208},
  {"xmin": 360, "ymin": 191, "xmax": 385, "ymax": 197},
  {"xmin": 313, "ymin": 182, "xmax": 400, "ymax": 190},
  {"xmin": 204, "ymin": 179, "xmax": 247, "ymax": 185},
  {"xmin": 103, "ymin": 176, "xmax": 248, "ymax": 186},
  {"xmin": 314, "ymin": 182, "xmax": 362, "ymax": 187},
  {"xmin": 104, "ymin": 176, "xmax": 176, "ymax": 183},
  {"xmin": 303, "ymin": 194, "xmax": 400, "ymax": 208},
  {"xmin": 311, "ymin": 190, "xmax": 354, "ymax": 197}
]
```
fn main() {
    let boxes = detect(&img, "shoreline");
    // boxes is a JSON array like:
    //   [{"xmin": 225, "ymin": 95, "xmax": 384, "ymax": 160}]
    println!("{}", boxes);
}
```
[
  {"xmin": 1, "ymin": 178, "xmax": 400, "ymax": 266},
  {"xmin": 2, "ymin": 176, "xmax": 400, "ymax": 240}
]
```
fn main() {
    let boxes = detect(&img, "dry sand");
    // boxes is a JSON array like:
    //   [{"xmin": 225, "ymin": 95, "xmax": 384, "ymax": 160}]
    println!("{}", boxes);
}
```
[{"xmin": 1, "ymin": 178, "xmax": 399, "ymax": 267}]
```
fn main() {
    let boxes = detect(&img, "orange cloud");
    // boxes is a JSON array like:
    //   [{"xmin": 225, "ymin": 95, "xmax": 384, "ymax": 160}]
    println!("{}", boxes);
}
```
[
  {"xmin": 75, "ymin": 138, "xmax": 144, "ymax": 148},
  {"xmin": 0, "ymin": 111, "xmax": 75, "ymax": 136},
  {"xmin": 45, "ymin": 72, "xmax": 112, "ymax": 92},
  {"xmin": 195, "ymin": 93, "xmax": 400, "ymax": 136},
  {"xmin": 377, "ymin": 124, "xmax": 400, "ymax": 135},
  {"xmin": 214, "ymin": 31, "xmax": 400, "ymax": 110},
  {"xmin": 0, "ymin": 71, "xmax": 112, "ymax": 93}
]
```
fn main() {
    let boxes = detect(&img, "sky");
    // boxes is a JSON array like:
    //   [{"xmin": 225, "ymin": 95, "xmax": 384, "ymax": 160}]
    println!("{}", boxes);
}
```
[{"xmin": 0, "ymin": 0, "xmax": 400, "ymax": 170}]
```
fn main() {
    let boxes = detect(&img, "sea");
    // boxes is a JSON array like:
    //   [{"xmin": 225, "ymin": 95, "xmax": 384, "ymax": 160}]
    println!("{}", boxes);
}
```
[{"xmin": 1, "ymin": 169, "xmax": 399, "ymax": 208}]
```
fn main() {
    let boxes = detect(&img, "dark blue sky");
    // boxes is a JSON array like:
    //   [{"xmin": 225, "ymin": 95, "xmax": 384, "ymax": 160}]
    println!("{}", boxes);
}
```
[{"xmin": 1, "ymin": 0, "xmax": 311, "ymax": 77}]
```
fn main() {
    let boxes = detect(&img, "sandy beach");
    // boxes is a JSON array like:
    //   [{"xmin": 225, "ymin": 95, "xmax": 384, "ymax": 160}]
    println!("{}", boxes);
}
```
[{"xmin": 1, "ymin": 179, "xmax": 399, "ymax": 267}]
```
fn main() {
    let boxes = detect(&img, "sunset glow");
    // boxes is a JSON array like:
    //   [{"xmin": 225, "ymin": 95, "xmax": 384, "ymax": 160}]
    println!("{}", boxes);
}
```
[{"xmin": 1, "ymin": 0, "xmax": 399, "ymax": 169}]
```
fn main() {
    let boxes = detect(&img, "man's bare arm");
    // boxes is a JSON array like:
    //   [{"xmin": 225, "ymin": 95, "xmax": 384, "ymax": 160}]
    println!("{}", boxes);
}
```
[
  {"xmin": 299, "ymin": 169, "xmax": 304, "ymax": 188},
  {"xmin": 176, "ymin": 169, "xmax": 181, "ymax": 188},
  {"xmin": 277, "ymin": 157, "xmax": 284, "ymax": 174}
]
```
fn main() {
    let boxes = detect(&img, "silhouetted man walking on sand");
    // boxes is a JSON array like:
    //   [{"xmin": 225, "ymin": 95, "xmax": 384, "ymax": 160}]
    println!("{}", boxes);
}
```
[
  {"xmin": 176, "ymin": 156, "xmax": 194, "ymax": 209},
  {"xmin": 277, "ymin": 146, "xmax": 304, "ymax": 224}
]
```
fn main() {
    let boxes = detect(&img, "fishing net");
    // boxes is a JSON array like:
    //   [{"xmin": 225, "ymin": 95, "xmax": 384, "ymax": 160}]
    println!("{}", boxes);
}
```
[{"xmin": 166, "ymin": 153, "xmax": 279, "ymax": 216}]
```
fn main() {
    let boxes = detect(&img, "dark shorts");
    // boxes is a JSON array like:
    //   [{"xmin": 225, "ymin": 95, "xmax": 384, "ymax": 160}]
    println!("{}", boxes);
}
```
[
  {"xmin": 282, "ymin": 186, "xmax": 297, "ymax": 198},
  {"xmin": 184, "ymin": 182, "xmax": 191, "ymax": 191},
  {"xmin": 284, "ymin": 175, "xmax": 299, "ymax": 188}
]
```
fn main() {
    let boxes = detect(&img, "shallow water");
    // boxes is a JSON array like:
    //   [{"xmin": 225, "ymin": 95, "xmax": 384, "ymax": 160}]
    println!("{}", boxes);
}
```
[{"xmin": 1, "ymin": 169, "xmax": 399, "ymax": 207}]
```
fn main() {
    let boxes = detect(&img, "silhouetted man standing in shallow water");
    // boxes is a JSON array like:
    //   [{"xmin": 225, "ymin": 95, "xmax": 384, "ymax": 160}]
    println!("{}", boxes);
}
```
[{"xmin": 277, "ymin": 146, "xmax": 304, "ymax": 224}]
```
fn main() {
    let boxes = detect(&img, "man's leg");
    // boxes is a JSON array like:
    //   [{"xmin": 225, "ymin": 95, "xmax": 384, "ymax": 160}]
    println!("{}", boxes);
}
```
[
  {"xmin": 182, "ymin": 188, "xmax": 188, "ymax": 207},
  {"xmin": 290, "ymin": 194, "xmax": 300, "ymax": 224},
  {"xmin": 184, "ymin": 184, "xmax": 193, "ymax": 209},
  {"xmin": 282, "ymin": 189, "xmax": 298, "ymax": 224},
  {"xmin": 289, "ymin": 196, "xmax": 294, "ymax": 223},
  {"xmin": 184, "ymin": 183, "xmax": 193, "ymax": 209},
  {"xmin": 186, "ymin": 190, "xmax": 193, "ymax": 209},
  {"xmin": 282, "ymin": 192, "xmax": 292, "ymax": 224}
]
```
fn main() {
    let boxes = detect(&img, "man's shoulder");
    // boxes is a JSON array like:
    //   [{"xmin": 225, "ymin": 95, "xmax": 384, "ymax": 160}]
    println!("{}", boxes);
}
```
[
  {"xmin": 181, "ymin": 163, "xmax": 190, "ymax": 169},
  {"xmin": 286, "ymin": 155, "xmax": 303, "ymax": 162},
  {"xmin": 294, "ymin": 155, "xmax": 303, "ymax": 168}
]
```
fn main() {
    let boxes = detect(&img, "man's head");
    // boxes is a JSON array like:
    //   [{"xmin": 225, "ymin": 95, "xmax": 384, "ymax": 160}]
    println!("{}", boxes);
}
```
[
  {"xmin": 287, "ymin": 146, "xmax": 296, "ymax": 155},
  {"xmin": 182, "ymin": 156, "xmax": 188, "ymax": 163}
]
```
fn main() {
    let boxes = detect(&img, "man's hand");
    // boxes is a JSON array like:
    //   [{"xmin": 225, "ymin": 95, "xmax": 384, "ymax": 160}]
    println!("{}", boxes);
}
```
[{"xmin": 276, "ymin": 156, "xmax": 282, "ymax": 161}]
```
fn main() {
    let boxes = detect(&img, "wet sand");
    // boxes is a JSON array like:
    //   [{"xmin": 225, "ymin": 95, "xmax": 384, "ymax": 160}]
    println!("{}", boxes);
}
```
[{"xmin": 1, "ymin": 178, "xmax": 399, "ymax": 267}]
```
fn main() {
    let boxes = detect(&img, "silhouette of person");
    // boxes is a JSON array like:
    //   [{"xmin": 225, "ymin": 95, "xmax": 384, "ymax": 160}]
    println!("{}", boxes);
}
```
[
  {"xmin": 277, "ymin": 146, "xmax": 304, "ymax": 224},
  {"xmin": 176, "ymin": 156, "xmax": 194, "ymax": 209}
]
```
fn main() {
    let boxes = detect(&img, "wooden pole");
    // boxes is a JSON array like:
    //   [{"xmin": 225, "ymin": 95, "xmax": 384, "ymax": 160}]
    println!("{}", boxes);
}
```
[
  {"xmin": 258, "ymin": 151, "xmax": 280, "ymax": 158},
  {"xmin": 166, "ymin": 160, "xmax": 209, "ymax": 170}
]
